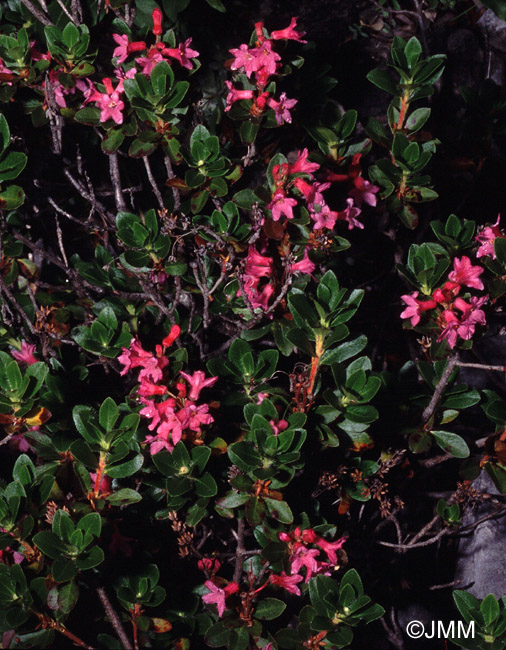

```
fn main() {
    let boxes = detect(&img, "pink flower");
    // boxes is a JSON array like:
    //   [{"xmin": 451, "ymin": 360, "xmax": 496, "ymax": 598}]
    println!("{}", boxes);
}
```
[
  {"xmin": 267, "ymin": 190, "xmax": 298, "ymax": 221},
  {"xmin": 301, "ymin": 530, "xmax": 346, "ymax": 564},
  {"xmin": 112, "ymin": 33, "xmax": 130, "ymax": 63},
  {"xmin": 11, "ymin": 342, "xmax": 38, "ymax": 365},
  {"xmin": 136, "ymin": 49, "xmax": 165, "ymax": 76},
  {"xmin": 118, "ymin": 338, "xmax": 165, "ymax": 383},
  {"xmin": 437, "ymin": 310, "xmax": 459, "ymax": 349},
  {"xmin": 180, "ymin": 403, "xmax": 214, "ymax": 431},
  {"xmin": 137, "ymin": 380, "xmax": 168, "ymax": 397},
  {"xmin": 400, "ymin": 292, "xmax": 438, "ymax": 326},
  {"xmin": 256, "ymin": 392, "xmax": 269, "ymax": 404},
  {"xmin": 269, "ymin": 571, "xmax": 303, "ymax": 596},
  {"xmin": 162, "ymin": 324, "xmax": 181, "ymax": 348},
  {"xmin": 337, "ymin": 197, "xmax": 363, "ymax": 230},
  {"xmin": 241, "ymin": 278, "xmax": 275, "ymax": 310},
  {"xmin": 290, "ymin": 249, "xmax": 316, "ymax": 275},
  {"xmin": 290, "ymin": 546, "xmax": 320, "ymax": 582},
  {"xmin": 266, "ymin": 92, "xmax": 298, "ymax": 125},
  {"xmin": 349, "ymin": 177, "xmax": 379, "ymax": 208},
  {"xmin": 253, "ymin": 40, "xmax": 281, "ymax": 77},
  {"xmin": 162, "ymin": 38, "xmax": 199, "ymax": 69},
  {"xmin": 312, "ymin": 204, "xmax": 339, "ymax": 230},
  {"xmin": 245, "ymin": 246, "xmax": 274, "ymax": 278},
  {"xmin": 179, "ymin": 370, "xmax": 218, "ymax": 401},
  {"xmin": 476, "ymin": 215, "xmax": 503, "ymax": 259},
  {"xmin": 202, "ymin": 581, "xmax": 239, "ymax": 618},
  {"xmin": 229, "ymin": 43, "xmax": 259, "ymax": 78},
  {"xmin": 288, "ymin": 148, "xmax": 320, "ymax": 177},
  {"xmin": 270, "ymin": 17, "xmax": 307, "ymax": 43},
  {"xmin": 224, "ymin": 81, "xmax": 255, "ymax": 111},
  {"xmin": 448, "ymin": 256, "xmax": 484, "ymax": 291},
  {"xmin": 92, "ymin": 77, "xmax": 125, "ymax": 125}
]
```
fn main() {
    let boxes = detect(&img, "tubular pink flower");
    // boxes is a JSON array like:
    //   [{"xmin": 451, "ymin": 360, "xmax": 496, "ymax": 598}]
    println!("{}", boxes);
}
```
[
  {"xmin": 270, "ymin": 17, "xmax": 307, "ymax": 42},
  {"xmin": 162, "ymin": 38, "xmax": 199, "ymax": 69},
  {"xmin": 448, "ymin": 256, "xmax": 484, "ymax": 291},
  {"xmin": 245, "ymin": 246, "xmax": 274, "ymax": 278},
  {"xmin": 269, "ymin": 571, "xmax": 303, "ymax": 595},
  {"xmin": 136, "ymin": 49, "xmax": 165, "ymax": 76},
  {"xmin": 400, "ymin": 292, "xmax": 437, "ymax": 327},
  {"xmin": 290, "ymin": 249, "xmax": 316, "ymax": 275},
  {"xmin": 253, "ymin": 39, "xmax": 281, "ymax": 77},
  {"xmin": 349, "ymin": 176, "xmax": 379, "ymax": 207},
  {"xmin": 112, "ymin": 33, "xmax": 130, "ymax": 63},
  {"xmin": 312, "ymin": 204, "xmax": 339, "ymax": 230},
  {"xmin": 288, "ymin": 148, "xmax": 319, "ymax": 177},
  {"xmin": 290, "ymin": 546, "xmax": 321, "ymax": 582},
  {"xmin": 267, "ymin": 189, "xmax": 298, "ymax": 221},
  {"xmin": 11, "ymin": 342, "xmax": 38, "ymax": 365},
  {"xmin": 179, "ymin": 370, "xmax": 218, "ymax": 401},
  {"xmin": 202, "ymin": 580, "xmax": 238, "ymax": 617},
  {"xmin": 229, "ymin": 43, "xmax": 259, "ymax": 77},
  {"xmin": 266, "ymin": 92, "xmax": 297, "ymax": 125},
  {"xmin": 337, "ymin": 197, "xmax": 363, "ymax": 230},
  {"xmin": 224, "ymin": 81, "xmax": 255, "ymax": 111}
]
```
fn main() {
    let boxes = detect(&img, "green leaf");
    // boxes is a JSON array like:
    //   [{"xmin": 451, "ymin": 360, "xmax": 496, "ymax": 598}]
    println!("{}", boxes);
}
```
[
  {"xmin": 366, "ymin": 68, "xmax": 398, "ymax": 95},
  {"xmin": 321, "ymin": 336, "xmax": 367, "ymax": 365},
  {"xmin": 265, "ymin": 498, "xmax": 293, "ymax": 524},
  {"xmin": 32, "ymin": 531, "xmax": 66, "ymax": 560},
  {"xmin": 205, "ymin": 0, "xmax": 226, "ymax": 10},
  {"xmin": 481, "ymin": 594, "xmax": 500, "ymax": 626},
  {"xmin": 255, "ymin": 597, "xmax": 286, "ymax": 620},
  {"xmin": 78, "ymin": 512, "xmax": 101, "ymax": 537},
  {"xmin": 405, "ymin": 107, "xmax": 431, "ymax": 133},
  {"xmin": 0, "ymin": 185, "xmax": 25, "ymax": 209},
  {"xmin": 99, "ymin": 397, "xmax": 119, "ymax": 433},
  {"xmin": 194, "ymin": 473, "xmax": 218, "ymax": 498},
  {"xmin": 431, "ymin": 430, "xmax": 470, "ymax": 458},
  {"xmin": 0, "ymin": 151, "xmax": 27, "ymax": 181},
  {"xmin": 404, "ymin": 37, "xmax": 422, "ymax": 69},
  {"xmin": 107, "ymin": 488, "xmax": 142, "ymax": 506},
  {"xmin": 228, "ymin": 339, "xmax": 254, "ymax": 378},
  {"xmin": 0, "ymin": 114, "xmax": 10, "ymax": 154},
  {"xmin": 228, "ymin": 441, "xmax": 262, "ymax": 471}
]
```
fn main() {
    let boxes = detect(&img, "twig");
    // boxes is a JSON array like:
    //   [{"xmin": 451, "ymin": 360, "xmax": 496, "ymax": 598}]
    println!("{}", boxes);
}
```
[
  {"xmin": 143, "ymin": 156, "xmax": 164, "ymax": 210},
  {"xmin": 164, "ymin": 154, "xmax": 181, "ymax": 211},
  {"xmin": 421, "ymin": 354, "xmax": 458, "ymax": 425},
  {"xmin": 96, "ymin": 587, "xmax": 133, "ymax": 650},
  {"xmin": 20, "ymin": 0, "xmax": 53, "ymax": 25},
  {"xmin": 456, "ymin": 361, "xmax": 506, "ymax": 372},
  {"xmin": 0, "ymin": 274, "xmax": 37, "ymax": 336},
  {"xmin": 108, "ymin": 152, "xmax": 126, "ymax": 212}
]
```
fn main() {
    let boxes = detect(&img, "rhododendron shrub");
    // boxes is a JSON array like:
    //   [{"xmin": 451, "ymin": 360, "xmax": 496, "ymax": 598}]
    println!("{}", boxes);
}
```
[{"xmin": 1, "ymin": 1, "xmax": 506, "ymax": 649}]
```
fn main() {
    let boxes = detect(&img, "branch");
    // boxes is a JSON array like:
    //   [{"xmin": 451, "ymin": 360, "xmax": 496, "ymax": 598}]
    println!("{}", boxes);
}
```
[
  {"xmin": 96, "ymin": 587, "xmax": 133, "ymax": 650},
  {"xmin": 421, "ymin": 354, "xmax": 458, "ymax": 425},
  {"xmin": 143, "ymin": 156, "xmax": 164, "ymax": 210},
  {"xmin": 108, "ymin": 153, "xmax": 126, "ymax": 212},
  {"xmin": 20, "ymin": 0, "xmax": 53, "ymax": 25}
]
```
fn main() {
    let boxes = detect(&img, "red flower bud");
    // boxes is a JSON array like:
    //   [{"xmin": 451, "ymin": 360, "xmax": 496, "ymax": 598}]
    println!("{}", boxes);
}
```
[
  {"xmin": 162, "ymin": 324, "xmax": 181, "ymax": 348},
  {"xmin": 152, "ymin": 8, "xmax": 163, "ymax": 36}
]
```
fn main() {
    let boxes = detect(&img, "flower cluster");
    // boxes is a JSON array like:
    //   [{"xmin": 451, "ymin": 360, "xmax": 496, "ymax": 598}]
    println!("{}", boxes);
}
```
[
  {"xmin": 118, "ymin": 325, "xmax": 218, "ymax": 453},
  {"xmin": 269, "ymin": 527, "xmax": 347, "ymax": 595},
  {"xmin": 266, "ymin": 149, "xmax": 374, "ymax": 232},
  {"xmin": 401, "ymin": 255, "xmax": 488, "ymax": 349},
  {"xmin": 225, "ymin": 18, "xmax": 304, "ymax": 125},
  {"xmin": 40, "ymin": 9, "xmax": 199, "ymax": 126}
]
